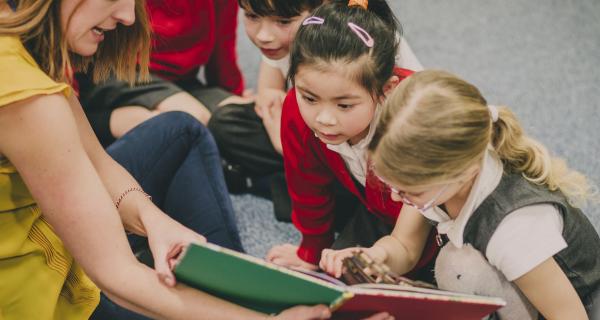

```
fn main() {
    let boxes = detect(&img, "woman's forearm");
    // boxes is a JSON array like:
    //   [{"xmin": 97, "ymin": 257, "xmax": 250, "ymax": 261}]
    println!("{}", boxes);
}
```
[
  {"xmin": 101, "ymin": 262, "xmax": 267, "ymax": 320},
  {"xmin": 68, "ymin": 95, "xmax": 159, "ymax": 235}
]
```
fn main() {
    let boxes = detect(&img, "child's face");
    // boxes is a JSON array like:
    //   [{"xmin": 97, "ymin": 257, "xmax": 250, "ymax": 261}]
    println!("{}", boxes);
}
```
[
  {"xmin": 243, "ymin": 9, "xmax": 310, "ymax": 60},
  {"xmin": 62, "ymin": 0, "xmax": 136, "ymax": 56},
  {"xmin": 295, "ymin": 65, "xmax": 378, "ymax": 146},
  {"xmin": 377, "ymin": 164, "xmax": 480, "ymax": 215}
]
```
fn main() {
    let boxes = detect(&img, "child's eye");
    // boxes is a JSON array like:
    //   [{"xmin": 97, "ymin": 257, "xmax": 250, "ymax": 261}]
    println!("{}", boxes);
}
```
[
  {"xmin": 244, "ymin": 12, "xmax": 259, "ymax": 21},
  {"xmin": 301, "ymin": 95, "xmax": 317, "ymax": 104},
  {"xmin": 277, "ymin": 19, "xmax": 293, "ymax": 25}
]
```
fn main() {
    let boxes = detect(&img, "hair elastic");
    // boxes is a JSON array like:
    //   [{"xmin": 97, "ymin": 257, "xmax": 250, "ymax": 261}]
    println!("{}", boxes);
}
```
[
  {"xmin": 488, "ymin": 105, "xmax": 499, "ymax": 123},
  {"xmin": 348, "ymin": 0, "xmax": 369, "ymax": 10},
  {"xmin": 348, "ymin": 22, "xmax": 374, "ymax": 48},
  {"xmin": 302, "ymin": 16, "xmax": 325, "ymax": 26}
]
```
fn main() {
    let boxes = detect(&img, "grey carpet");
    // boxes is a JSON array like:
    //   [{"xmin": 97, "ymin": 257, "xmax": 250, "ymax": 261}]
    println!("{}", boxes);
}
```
[{"xmin": 232, "ymin": 0, "xmax": 600, "ymax": 257}]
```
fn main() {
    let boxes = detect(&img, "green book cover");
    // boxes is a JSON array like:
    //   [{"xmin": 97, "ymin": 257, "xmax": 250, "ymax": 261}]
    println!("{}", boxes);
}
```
[{"xmin": 173, "ymin": 243, "xmax": 351, "ymax": 315}]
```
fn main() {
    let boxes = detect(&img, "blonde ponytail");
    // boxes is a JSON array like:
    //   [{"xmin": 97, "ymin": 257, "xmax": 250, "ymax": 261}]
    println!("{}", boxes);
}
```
[
  {"xmin": 370, "ymin": 70, "xmax": 596, "ymax": 207},
  {"xmin": 492, "ymin": 107, "xmax": 596, "ymax": 206}
]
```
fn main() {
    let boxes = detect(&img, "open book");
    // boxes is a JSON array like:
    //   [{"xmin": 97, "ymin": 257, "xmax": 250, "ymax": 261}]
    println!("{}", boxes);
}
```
[{"xmin": 173, "ymin": 243, "xmax": 505, "ymax": 320}]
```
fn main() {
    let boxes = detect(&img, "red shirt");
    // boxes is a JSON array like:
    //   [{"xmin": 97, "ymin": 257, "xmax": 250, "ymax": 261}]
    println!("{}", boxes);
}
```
[
  {"xmin": 281, "ymin": 67, "xmax": 437, "ymax": 272},
  {"xmin": 147, "ymin": 0, "xmax": 244, "ymax": 95}
]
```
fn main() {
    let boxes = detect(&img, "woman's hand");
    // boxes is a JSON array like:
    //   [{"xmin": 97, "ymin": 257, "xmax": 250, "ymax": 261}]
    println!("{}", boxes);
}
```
[
  {"xmin": 266, "ymin": 244, "xmax": 319, "ymax": 271},
  {"xmin": 272, "ymin": 305, "xmax": 331, "ymax": 320},
  {"xmin": 272, "ymin": 306, "xmax": 393, "ymax": 320},
  {"xmin": 142, "ymin": 209, "xmax": 207, "ymax": 287},
  {"xmin": 319, "ymin": 246, "xmax": 388, "ymax": 278}
]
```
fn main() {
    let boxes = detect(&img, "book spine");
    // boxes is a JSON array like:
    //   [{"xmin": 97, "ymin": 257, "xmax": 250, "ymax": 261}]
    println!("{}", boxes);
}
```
[{"xmin": 329, "ymin": 292, "xmax": 354, "ymax": 311}]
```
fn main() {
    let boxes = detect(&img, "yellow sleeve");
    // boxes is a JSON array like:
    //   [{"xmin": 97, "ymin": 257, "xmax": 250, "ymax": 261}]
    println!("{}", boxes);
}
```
[{"xmin": 0, "ymin": 37, "xmax": 71, "ymax": 108}]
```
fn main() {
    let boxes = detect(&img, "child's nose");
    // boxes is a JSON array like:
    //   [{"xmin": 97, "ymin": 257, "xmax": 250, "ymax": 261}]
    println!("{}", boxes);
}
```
[
  {"xmin": 256, "ymin": 23, "xmax": 275, "ymax": 43},
  {"xmin": 316, "ymin": 109, "xmax": 337, "ymax": 126}
]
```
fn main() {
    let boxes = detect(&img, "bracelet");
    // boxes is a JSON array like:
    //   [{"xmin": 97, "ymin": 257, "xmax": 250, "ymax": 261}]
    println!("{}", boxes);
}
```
[{"xmin": 115, "ymin": 187, "xmax": 151, "ymax": 209}]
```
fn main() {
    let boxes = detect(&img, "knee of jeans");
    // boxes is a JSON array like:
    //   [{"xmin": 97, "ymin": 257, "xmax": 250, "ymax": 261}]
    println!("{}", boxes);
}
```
[
  {"xmin": 158, "ymin": 110, "xmax": 198, "ymax": 126},
  {"xmin": 157, "ymin": 111, "xmax": 214, "ymax": 143}
]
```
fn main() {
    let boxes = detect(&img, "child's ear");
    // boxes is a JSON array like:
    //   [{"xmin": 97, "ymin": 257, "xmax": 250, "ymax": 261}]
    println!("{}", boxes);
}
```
[{"xmin": 383, "ymin": 75, "xmax": 400, "ymax": 97}]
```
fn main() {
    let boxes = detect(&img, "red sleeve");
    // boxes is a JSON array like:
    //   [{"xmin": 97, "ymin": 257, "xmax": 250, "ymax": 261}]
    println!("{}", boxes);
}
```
[
  {"xmin": 281, "ymin": 89, "xmax": 337, "ymax": 264},
  {"xmin": 205, "ymin": 0, "xmax": 244, "ymax": 95}
]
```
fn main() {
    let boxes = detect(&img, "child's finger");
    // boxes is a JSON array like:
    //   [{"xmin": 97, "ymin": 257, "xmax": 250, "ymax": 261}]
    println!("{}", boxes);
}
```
[
  {"xmin": 333, "ymin": 253, "xmax": 346, "ymax": 278},
  {"xmin": 325, "ymin": 250, "xmax": 337, "ymax": 275}
]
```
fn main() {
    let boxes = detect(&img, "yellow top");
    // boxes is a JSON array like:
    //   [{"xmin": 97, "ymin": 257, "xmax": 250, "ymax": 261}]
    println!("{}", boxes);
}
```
[{"xmin": 0, "ymin": 36, "xmax": 99, "ymax": 319}]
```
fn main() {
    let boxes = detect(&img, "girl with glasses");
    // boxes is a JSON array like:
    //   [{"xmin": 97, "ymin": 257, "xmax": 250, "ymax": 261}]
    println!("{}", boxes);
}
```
[{"xmin": 321, "ymin": 70, "xmax": 600, "ymax": 319}]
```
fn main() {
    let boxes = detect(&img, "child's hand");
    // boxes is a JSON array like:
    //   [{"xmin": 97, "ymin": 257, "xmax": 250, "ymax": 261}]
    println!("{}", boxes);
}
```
[
  {"xmin": 255, "ymin": 88, "xmax": 286, "ymax": 119},
  {"xmin": 319, "ymin": 246, "xmax": 388, "ymax": 278},
  {"xmin": 266, "ymin": 244, "xmax": 319, "ymax": 271}
]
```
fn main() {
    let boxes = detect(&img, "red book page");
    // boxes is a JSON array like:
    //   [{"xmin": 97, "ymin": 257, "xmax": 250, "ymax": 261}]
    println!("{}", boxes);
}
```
[{"xmin": 333, "ymin": 289, "xmax": 503, "ymax": 320}]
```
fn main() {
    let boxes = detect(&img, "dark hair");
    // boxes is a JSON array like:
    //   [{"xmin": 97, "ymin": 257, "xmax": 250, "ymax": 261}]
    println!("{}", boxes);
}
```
[
  {"xmin": 238, "ymin": 0, "xmax": 324, "ymax": 18},
  {"xmin": 288, "ymin": 0, "xmax": 401, "ymax": 98}
]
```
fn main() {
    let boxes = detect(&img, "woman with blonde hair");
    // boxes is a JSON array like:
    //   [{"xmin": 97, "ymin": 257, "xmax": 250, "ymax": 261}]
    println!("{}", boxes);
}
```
[
  {"xmin": 319, "ymin": 70, "xmax": 600, "ymax": 319},
  {"xmin": 0, "ymin": 0, "xmax": 331, "ymax": 319}
]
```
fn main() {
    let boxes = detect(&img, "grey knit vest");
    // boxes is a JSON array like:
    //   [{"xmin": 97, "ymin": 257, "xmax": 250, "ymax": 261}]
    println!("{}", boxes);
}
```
[{"xmin": 463, "ymin": 173, "xmax": 600, "ymax": 314}]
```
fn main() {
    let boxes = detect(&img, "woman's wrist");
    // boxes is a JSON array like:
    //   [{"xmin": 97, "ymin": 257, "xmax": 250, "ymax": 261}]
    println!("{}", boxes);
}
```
[{"xmin": 115, "ymin": 188, "xmax": 156, "ymax": 236}]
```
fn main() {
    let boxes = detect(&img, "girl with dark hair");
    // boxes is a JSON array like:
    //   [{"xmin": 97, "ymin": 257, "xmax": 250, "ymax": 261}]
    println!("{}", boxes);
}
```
[
  {"xmin": 264, "ymin": 0, "xmax": 438, "ymax": 281},
  {"xmin": 207, "ymin": 0, "xmax": 422, "ymax": 221},
  {"xmin": 0, "ymin": 1, "xmax": 331, "ymax": 319}
]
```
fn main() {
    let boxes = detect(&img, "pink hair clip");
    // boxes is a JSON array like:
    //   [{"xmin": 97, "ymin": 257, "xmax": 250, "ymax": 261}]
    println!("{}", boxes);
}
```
[
  {"xmin": 302, "ymin": 16, "xmax": 325, "ymax": 26},
  {"xmin": 348, "ymin": 22, "xmax": 374, "ymax": 48}
]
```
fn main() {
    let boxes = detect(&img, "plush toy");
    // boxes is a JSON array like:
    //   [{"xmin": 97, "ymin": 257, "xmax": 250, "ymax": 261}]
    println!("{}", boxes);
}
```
[{"xmin": 434, "ymin": 243, "xmax": 538, "ymax": 320}]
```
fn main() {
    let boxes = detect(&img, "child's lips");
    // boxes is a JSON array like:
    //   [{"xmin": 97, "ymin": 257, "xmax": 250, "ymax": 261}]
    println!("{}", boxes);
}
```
[
  {"xmin": 260, "ymin": 47, "xmax": 281, "ymax": 57},
  {"xmin": 318, "ymin": 131, "xmax": 341, "ymax": 140}
]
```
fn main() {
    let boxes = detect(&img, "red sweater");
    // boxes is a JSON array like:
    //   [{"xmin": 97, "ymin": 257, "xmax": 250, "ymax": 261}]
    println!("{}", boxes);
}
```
[
  {"xmin": 281, "ymin": 67, "xmax": 438, "ymax": 272},
  {"xmin": 147, "ymin": 0, "xmax": 243, "ymax": 95}
]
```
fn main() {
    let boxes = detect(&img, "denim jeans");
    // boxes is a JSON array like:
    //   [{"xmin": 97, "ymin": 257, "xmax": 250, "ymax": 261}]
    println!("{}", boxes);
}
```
[{"xmin": 91, "ymin": 111, "xmax": 242, "ymax": 319}]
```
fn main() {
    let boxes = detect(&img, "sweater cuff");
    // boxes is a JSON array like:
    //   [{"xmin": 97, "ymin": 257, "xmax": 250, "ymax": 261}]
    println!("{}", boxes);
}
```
[{"xmin": 297, "ymin": 233, "xmax": 335, "ymax": 265}]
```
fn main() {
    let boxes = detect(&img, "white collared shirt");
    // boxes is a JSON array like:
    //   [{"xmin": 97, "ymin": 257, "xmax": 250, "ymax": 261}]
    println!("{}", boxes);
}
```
[
  {"xmin": 422, "ymin": 149, "xmax": 567, "ymax": 281},
  {"xmin": 262, "ymin": 54, "xmax": 290, "ymax": 78}
]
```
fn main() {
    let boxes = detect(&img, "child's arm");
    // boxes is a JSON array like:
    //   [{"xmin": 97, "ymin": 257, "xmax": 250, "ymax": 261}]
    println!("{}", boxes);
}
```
[
  {"xmin": 255, "ymin": 60, "xmax": 287, "ymax": 154},
  {"xmin": 374, "ymin": 205, "xmax": 432, "ymax": 274},
  {"xmin": 267, "ymin": 90, "xmax": 337, "ymax": 268},
  {"xmin": 513, "ymin": 257, "xmax": 588, "ymax": 320},
  {"xmin": 320, "ymin": 205, "xmax": 431, "ymax": 277},
  {"xmin": 256, "ymin": 59, "xmax": 287, "ymax": 153}
]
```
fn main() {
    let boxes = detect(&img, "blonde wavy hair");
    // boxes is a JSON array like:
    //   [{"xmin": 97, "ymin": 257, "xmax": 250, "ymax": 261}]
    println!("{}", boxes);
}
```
[
  {"xmin": 369, "ymin": 70, "xmax": 595, "ymax": 207},
  {"xmin": 0, "ymin": 0, "xmax": 150, "ymax": 84}
]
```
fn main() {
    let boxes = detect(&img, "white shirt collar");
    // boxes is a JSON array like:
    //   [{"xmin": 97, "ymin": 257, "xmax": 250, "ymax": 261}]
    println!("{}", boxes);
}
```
[{"xmin": 420, "ymin": 148, "xmax": 504, "ymax": 247}]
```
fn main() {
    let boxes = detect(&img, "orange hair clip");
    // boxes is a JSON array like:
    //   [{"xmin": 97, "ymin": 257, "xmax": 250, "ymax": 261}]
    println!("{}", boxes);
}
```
[{"xmin": 348, "ymin": 0, "xmax": 368, "ymax": 10}]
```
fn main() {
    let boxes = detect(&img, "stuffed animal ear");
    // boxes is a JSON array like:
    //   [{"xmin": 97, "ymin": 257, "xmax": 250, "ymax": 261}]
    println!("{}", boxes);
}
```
[{"xmin": 434, "ymin": 244, "xmax": 538, "ymax": 320}]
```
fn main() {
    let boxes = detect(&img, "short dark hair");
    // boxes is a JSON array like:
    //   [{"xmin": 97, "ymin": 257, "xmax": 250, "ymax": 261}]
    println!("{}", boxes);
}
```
[
  {"xmin": 238, "ymin": 0, "xmax": 324, "ymax": 18},
  {"xmin": 288, "ymin": 0, "xmax": 401, "ymax": 98}
]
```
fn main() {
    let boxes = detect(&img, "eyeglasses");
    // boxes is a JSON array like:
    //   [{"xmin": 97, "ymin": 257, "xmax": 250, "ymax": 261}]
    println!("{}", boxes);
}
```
[{"xmin": 377, "ymin": 175, "xmax": 450, "ymax": 213}]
